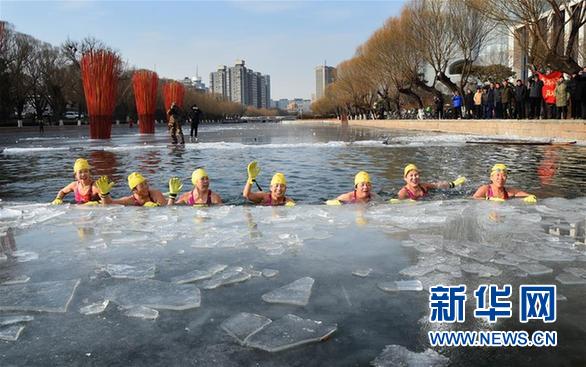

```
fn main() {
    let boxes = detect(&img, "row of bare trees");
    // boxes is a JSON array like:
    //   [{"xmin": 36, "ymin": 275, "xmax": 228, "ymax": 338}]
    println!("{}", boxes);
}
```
[
  {"xmin": 0, "ymin": 21, "xmax": 250, "ymax": 124},
  {"xmin": 312, "ymin": 0, "xmax": 586, "ymax": 119}
]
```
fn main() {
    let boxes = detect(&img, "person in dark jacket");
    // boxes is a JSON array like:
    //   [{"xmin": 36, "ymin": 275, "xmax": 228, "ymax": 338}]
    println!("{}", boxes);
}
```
[
  {"xmin": 578, "ymin": 67, "xmax": 586, "ymax": 119},
  {"xmin": 464, "ymin": 88, "xmax": 474, "ymax": 119},
  {"xmin": 434, "ymin": 94, "xmax": 444, "ymax": 119},
  {"xmin": 189, "ymin": 104, "xmax": 202, "ymax": 141},
  {"xmin": 514, "ymin": 80, "xmax": 527, "ymax": 119},
  {"xmin": 501, "ymin": 80, "xmax": 515, "ymax": 119},
  {"xmin": 485, "ymin": 84, "xmax": 495, "ymax": 119},
  {"xmin": 528, "ymin": 77, "xmax": 543, "ymax": 119},
  {"xmin": 494, "ymin": 82, "xmax": 503, "ymax": 118}
]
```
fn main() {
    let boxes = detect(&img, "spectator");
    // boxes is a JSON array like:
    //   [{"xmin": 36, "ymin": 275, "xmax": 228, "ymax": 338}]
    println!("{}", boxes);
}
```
[
  {"xmin": 464, "ymin": 88, "xmax": 474, "ymax": 119},
  {"xmin": 452, "ymin": 91, "xmax": 463, "ymax": 119},
  {"xmin": 473, "ymin": 87, "xmax": 483, "ymax": 119},
  {"xmin": 502, "ymin": 80, "xmax": 515, "ymax": 119},
  {"xmin": 485, "ymin": 84, "xmax": 495, "ymax": 119},
  {"xmin": 555, "ymin": 75, "xmax": 569, "ymax": 119},
  {"xmin": 494, "ymin": 82, "xmax": 503, "ymax": 118},
  {"xmin": 578, "ymin": 66, "xmax": 586, "ymax": 119},
  {"xmin": 514, "ymin": 80, "xmax": 527, "ymax": 119},
  {"xmin": 434, "ymin": 94, "xmax": 444, "ymax": 119},
  {"xmin": 189, "ymin": 104, "xmax": 202, "ymax": 142},
  {"xmin": 528, "ymin": 76, "xmax": 543, "ymax": 119},
  {"xmin": 567, "ymin": 73, "xmax": 579, "ymax": 119},
  {"xmin": 167, "ymin": 102, "xmax": 185, "ymax": 145}
]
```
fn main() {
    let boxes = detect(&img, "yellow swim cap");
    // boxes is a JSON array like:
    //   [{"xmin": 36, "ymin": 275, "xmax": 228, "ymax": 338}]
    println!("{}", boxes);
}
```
[
  {"xmin": 490, "ymin": 163, "xmax": 508, "ymax": 175},
  {"xmin": 191, "ymin": 168, "xmax": 208, "ymax": 185},
  {"xmin": 128, "ymin": 172, "xmax": 146, "ymax": 190},
  {"xmin": 404, "ymin": 164, "xmax": 419, "ymax": 177},
  {"xmin": 271, "ymin": 172, "xmax": 287, "ymax": 186},
  {"xmin": 354, "ymin": 171, "xmax": 371, "ymax": 185},
  {"xmin": 73, "ymin": 158, "xmax": 91, "ymax": 173}
]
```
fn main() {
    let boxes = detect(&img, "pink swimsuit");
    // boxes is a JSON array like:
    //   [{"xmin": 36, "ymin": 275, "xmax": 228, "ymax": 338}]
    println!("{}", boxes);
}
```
[
  {"xmin": 404, "ymin": 185, "xmax": 427, "ymax": 200},
  {"xmin": 187, "ymin": 190, "xmax": 213, "ymax": 206},
  {"xmin": 74, "ymin": 182, "xmax": 99, "ymax": 204},
  {"xmin": 486, "ymin": 185, "xmax": 509, "ymax": 200}
]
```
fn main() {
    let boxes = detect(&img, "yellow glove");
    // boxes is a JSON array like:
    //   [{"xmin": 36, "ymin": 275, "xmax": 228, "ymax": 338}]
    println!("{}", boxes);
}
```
[
  {"xmin": 285, "ymin": 201, "xmax": 296, "ymax": 207},
  {"xmin": 51, "ymin": 197, "xmax": 63, "ymax": 205},
  {"xmin": 326, "ymin": 199, "xmax": 342, "ymax": 206},
  {"xmin": 523, "ymin": 195, "xmax": 537, "ymax": 204},
  {"xmin": 247, "ymin": 161, "xmax": 260, "ymax": 184},
  {"xmin": 96, "ymin": 176, "xmax": 115, "ymax": 196},
  {"xmin": 143, "ymin": 201, "xmax": 160, "ymax": 207},
  {"xmin": 83, "ymin": 201, "xmax": 99, "ymax": 206},
  {"xmin": 488, "ymin": 197, "xmax": 505, "ymax": 202},
  {"xmin": 168, "ymin": 177, "xmax": 183, "ymax": 199},
  {"xmin": 450, "ymin": 176, "xmax": 467, "ymax": 188}
]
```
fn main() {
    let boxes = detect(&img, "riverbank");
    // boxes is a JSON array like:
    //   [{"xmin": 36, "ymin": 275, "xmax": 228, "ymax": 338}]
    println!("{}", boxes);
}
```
[{"xmin": 298, "ymin": 118, "xmax": 586, "ymax": 141}]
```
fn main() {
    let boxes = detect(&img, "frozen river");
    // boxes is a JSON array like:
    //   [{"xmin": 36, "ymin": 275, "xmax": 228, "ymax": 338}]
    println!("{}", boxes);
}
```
[{"xmin": 0, "ymin": 123, "xmax": 585, "ymax": 366}]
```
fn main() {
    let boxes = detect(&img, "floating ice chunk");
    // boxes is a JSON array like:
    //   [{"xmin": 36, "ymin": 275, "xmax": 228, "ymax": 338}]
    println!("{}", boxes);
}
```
[
  {"xmin": 171, "ymin": 264, "xmax": 228, "ymax": 284},
  {"xmin": 1, "ymin": 275, "xmax": 30, "ymax": 285},
  {"xmin": 399, "ymin": 264, "xmax": 435, "ymax": 277},
  {"xmin": 564, "ymin": 267, "xmax": 586, "ymax": 278},
  {"xmin": 556, "ymin": 272, "xmax": 586, "ymax": 285},
  {"xmin": 352, "ymin": 268, "xmax": 373, "ymax": 277},
  {"xmin": 371, "ymin": 345, "xmax": 449, "ymax": 367},
  {"xmin": 261, "ymin": 277, "xmax": 315, "ymax": 306},
  {"xmin": 106, "ymin": 279, "xmax": 201, "ymax": 310},
  {"xmin": 461, "ymin": 263, "xmax": 502, "ymax": 277},
  {"xmin": 262, "ymin": 269, "xmax": 279, "ymax": 278},
  {"xmin": 0, "ymin": 325, "xmax": 25, "ymax": 341},
  {"xmin": 221, "ymin": 312, "xmax": 272, "ymax": 344},
  {"xmin": 11, "ymin": 251, "xmax": 38, "ymax": 262},
  {"xmin": 419, "ymin": 272, "xmax": 455, "ymax": 291},
  {"xmin": 0, "ymin": 279, "xmax": 80, "ymax": 313},
  {"xmin": 102, "ymin": 264, "xmax": 156, "ymax": 279},
  {"xmin": 521, "ymin": 246, "xmax": 575, "ymax": 262},
  {"xmin": 516, "ymin": 263, "xmax": 553, "ymax": 276},
  {"xmin": 244, "ymin": 314, "xmax": 337, "ymax": 352},
  {"xmin": 378, "ymin": 280, "xmax": 423, "ymax": 292},
  {"xmin": 80, "ymin": 300, "xmax": 109, "ymax": 315},
  {"xmin": 0, "ymin": 209, "xmax": 22, "ymax": 221},
  {"xmin": 0, "ymin": 315, "xmax": 34, "ymax": 326},
  {"xmin": 124, "ymin": 306, "xmax": 159, "ymax": 320},
  {"xmin": 202, "ymin": 266, "xmax": 251, "ymax": 290}
]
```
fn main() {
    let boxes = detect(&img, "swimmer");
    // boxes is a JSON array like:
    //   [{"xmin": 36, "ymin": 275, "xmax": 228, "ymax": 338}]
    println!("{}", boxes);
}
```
[
  {"xmin": 169, "ymin": 168, "xmax": 222, "ymax": 206},
  {"xmin": 397, "ymin": 164, "xmax": 466, "ymax": 201},
  {"xmin": 473, "ymin": 164, "xmax": 537, "ymax": 203},
  {"xmin": 96, "ymin": 172, "xmax": 167, "ymax": 207},
  {"xmin": 243, "ymin": 161, "xmax": 295, "ymax": 206},
  {"xmin": 51, "ymin": 158, "xmax": 100, "ymax": 205},
  {"xmin": 326, "ymin": 171, "xmax": 378, "ymax": 205}
]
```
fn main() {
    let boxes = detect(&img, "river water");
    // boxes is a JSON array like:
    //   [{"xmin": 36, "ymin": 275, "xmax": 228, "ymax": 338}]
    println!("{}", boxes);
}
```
[{"xmin": 0, "ymin": 122, "xmax": 585, "ymax": 366}]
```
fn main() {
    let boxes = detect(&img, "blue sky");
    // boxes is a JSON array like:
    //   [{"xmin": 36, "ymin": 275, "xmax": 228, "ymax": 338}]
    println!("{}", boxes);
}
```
[{"xmin": 1, "ymin": 0, "xmax": 405, "ymax": 100}]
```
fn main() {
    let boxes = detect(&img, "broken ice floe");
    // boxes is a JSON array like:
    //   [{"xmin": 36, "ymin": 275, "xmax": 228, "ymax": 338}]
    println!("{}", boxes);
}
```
[
  {"xmin": 0, "ymin": 325, "xmax": 25, "ymax": 341},
  {"xmin": 352, "ymin": 268, "xmax": 373, "ymax": 277},
  {"xmin": 171, "ymin": 264, "xmax": 228, "ymax": 284},
  {"xmin": 0, "ymin": 279, "xmax": 80, "ymax": 313},
  {"xmin": 378, "ymin": 280, "xmax": 423, "ymax": 292},
  {"xmin": 80, "ymin": 300, "xmax": 110, "ymax": 315},
  {"xmin": 123, "ymin": 305, "xmax": 159, "ymax": 320},
  {"xmin": 371, "ymin": 344, "xmax": 449, "ymax": 367},
  {"xmin": 461, "ymin": 263, "xmax": 502, "ymax": 277},
  {"xmin": 222, "ymin": 313, "xmax": 336, "ymax": 352},
  {"xmin": 105, "ymin": 279, "xmax": 200, "ymax": 310},
  {"xmin": 10, "ymin": 251, "xmax": 39, "ymax": 262},
  {"xmin": 261, "ymin": 277, "xmax": 314, "ymax": 306},
  {"xmin": 261, "ymin": 269, "xmax": 279, "ymax": 278},
  {"xmin": 100, "ymin": 264, "xmax": 156, "ymax": 279},
  {"xmin": 516, "ymin": 263, "xmax": 553, "ymax": 276},
  {"xmin": 202, "ymin": 266, "xmax": 252, "ymax": 290},
  {"xmin": 0, "ymin": 315, "xmax": 34, "ymax": 326},
  {"xmin": 0, "ymin": 275, "xmax": 31, "ymax": 285},
  {"xmin": 556, "ymin": 272, "xmax": 586, "ymax": 285}
]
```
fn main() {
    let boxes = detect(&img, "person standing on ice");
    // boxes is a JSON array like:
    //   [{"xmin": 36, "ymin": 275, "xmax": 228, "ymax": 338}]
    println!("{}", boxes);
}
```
[
  {"xmin": 51, "ymin": 158, "xmax": 101, "ymax": 205},
  {"xmin": 396, "ymin": 164, "xmax": 466, "ymax": 201},
  {"xmin": 167, "ymin": 168, "xmax": 223, "ymax": 206},
  {"xmin": 326, "ymin": 171, "xmax": 377, "ymax": 205},
  {"xmin": 243, "ymin": 161, "xmax": 295, "ymax": 207},
  {"xmin": 189, "ymin": 104, "xmax": 202, "ymax": 142},
  {"xmin": 95, "ymin": 172, "xmax": 167, "ymax": 207},
  {"xmin": 167, "ymin": 102, "xmax": 185, "ymax": 145},
  {"xmin": 473, "ymin": 164, "xmax": 537, "ymax": 203}
]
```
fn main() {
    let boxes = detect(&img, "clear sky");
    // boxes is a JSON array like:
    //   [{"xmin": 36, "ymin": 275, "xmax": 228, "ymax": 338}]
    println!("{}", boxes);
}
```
[{"xmin": 1, "ymin": 0, "xmax": 405, "ymax": 100}]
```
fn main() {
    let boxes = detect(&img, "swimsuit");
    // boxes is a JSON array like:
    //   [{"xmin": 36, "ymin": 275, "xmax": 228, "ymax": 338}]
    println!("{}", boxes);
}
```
[
  {"xmin": 486, "ymin": 185, "xmax": 509, "ymax": 200},
  {"xmin": 404, "ymin": 185, "xmax": 427, "ymax": 200},
  {"xmin": 346, "ymin": 190, "xmax": 371, "ymax": 203},
  {"xmin": 263, "ymin": 194, "xmax": 286, "ymax": 206},
  {"xmin": 74, "ymin": 182, "xmax": 99, "ymax": 204},
  {"xmin": 187, "ymin": 190, "xmax": 213, "ymax": 206},
  {"xmin": 132, "ymin": 192, "xmax": 155, "ymax": 206}
]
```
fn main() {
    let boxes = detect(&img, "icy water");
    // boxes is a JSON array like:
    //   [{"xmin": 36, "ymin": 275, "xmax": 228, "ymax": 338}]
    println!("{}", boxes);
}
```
[{"xmin": 0, "ymin": 122, "xmax": 585, "ymax": 366}]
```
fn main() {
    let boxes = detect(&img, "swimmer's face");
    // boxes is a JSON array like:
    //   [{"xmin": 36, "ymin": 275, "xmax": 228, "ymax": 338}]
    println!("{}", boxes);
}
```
[
  {"xmin": 355, "ymin": 182, "xmax": 372, "ymax": 194},
  {"xmin": 76, "ymin": 169, "xmax": 91, "ymax": 181},
  {"xmin": 491, "ymin": 171, "xmax": 507, "ymax": 186},
  {"xmin": 134, "ymin": 181, "xmax": 149, "ymax": 195},
  {"xmin": 404, "ymin": 170, "xmax": 420, "ymax": 185},
  {"xmin": 196, "ymin": 176, "xmax": 209, "ymax": 190},
  {"xmin": 270, "ymin": 183, "xmax": 286, "ymax": 198}
]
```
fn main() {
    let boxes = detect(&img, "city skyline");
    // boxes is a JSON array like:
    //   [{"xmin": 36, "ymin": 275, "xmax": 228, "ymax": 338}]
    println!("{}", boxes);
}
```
[{"xmin": 1, "ymin": 0, "xmax": 405, "ymax": 100}]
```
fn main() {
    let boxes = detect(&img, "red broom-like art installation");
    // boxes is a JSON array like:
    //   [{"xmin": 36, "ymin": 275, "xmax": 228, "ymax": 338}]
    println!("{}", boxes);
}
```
[
  {"xmin": 80, "ymin": 50, "xmax": 121, "ymax": 139},
  {"xmin": 132, "ymin": 70, "xmax": 158, "ymax": 134},
  {"xmin": 163, "ymin": 81, "xmax": 185, "ymax": 114}
]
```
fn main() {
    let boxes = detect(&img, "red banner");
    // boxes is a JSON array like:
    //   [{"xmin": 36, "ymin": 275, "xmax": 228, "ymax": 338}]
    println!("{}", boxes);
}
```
[{"xmin": 537, "ymin": 71, "xmax": 562, "ymax": 104}]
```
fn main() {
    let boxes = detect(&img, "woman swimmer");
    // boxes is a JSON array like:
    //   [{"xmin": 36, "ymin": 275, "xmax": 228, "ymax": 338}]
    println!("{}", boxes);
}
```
[
  {"xmin": 96, "ymin": 172, "xmax": 167, "ymax": 207},
  {"xmin": 243, "ymin": 161, "xmax": 295, "ymax": 206},
  {"xmin": 472, "ymin": 164, "xmax": 537, "ymax": 203},
  {"xmin": 326, "ymin": 171, "xmax": 378, "ymax": 205},
  {"xmin": 397, "ymin": 164, "xmax": 466, "ymax": 201},
  {"xmin": 168, "ymin": 168, "xmax": 222, "ymax": 206},
  {"xmin": 51, "ymin": 158, "xmax": 100, "ymax": 205}
]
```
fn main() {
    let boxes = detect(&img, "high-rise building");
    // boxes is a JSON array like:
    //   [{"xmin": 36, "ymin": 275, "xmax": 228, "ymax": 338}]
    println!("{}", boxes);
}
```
[
  {"xmin": 260, "ymin": 75, "xmax": 270, "ymax": 109},
  {"xmin": 210, "ymin": 65, "xmax": 230, "ymax": 100},
  {"xmin": 315, "ymin": 64, "xmax": 336, "ymax": 100},
  {"xmin": 210, "ymin": 60, "xmax": 271, "ymax": 108}
]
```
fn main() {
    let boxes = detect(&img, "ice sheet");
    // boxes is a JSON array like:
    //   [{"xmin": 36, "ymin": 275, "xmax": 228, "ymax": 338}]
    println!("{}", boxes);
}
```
[
  {"xmin": 0, "ymin": 315, "xmax": 34, "ymax": 326},
  {"xmin": 171, "ymin": 264, "xmax": 228, "ymax": 284},
  {"xmin": 261, "ymin": 277, "xmax": 315, "ymax": 306},
  {"xmin": 220, "ymin": 312, "xmax": 272, "ymax": 344},
  {"xmin": 0, "ymin": 325, "xmax": 25, "ymax": 341},
  {"xmin": 124, "ymin": 306, "xmax": 159, "ymax": 320},
  {"xmin": 0, "ymin": 279, "xmax": 80, "ymax": 313},
  {"xmin": 106, "ymin": 280, "xmax": 201, "ymax": 310},
  {"xmin": 80, "ymin": 300, "xmax": 110, "ymax": 315},
  {"xmin": 202, "ymin": 266, "xmax": 252, "ymax": 290},
  {"xmin": 378, "ymin": 280, "xmax": 423, "ymax": 292},
  {"xmin": 101, "ymin": 264, "xmax": 157, "ymax": 279}
]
